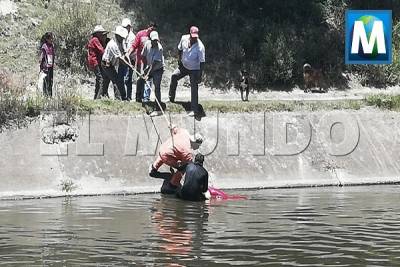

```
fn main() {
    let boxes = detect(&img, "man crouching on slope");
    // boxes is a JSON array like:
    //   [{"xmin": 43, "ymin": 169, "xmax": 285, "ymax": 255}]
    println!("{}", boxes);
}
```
[{"xmin": 149, "ymin": 125, "xmax": 203, "ymax": 191}]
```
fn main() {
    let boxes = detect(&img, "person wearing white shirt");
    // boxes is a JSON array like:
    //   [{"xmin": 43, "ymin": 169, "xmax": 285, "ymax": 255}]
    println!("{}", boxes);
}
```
[
  {"xmin": 169, "ymin": 26, "xmax": 205, "ymax": 117},
  {"xmin": 118, "ymin": 18, "xmax": 136, "ymax": 101},
  {"xmin": 101, "ymin": 26, "xmax": 130, "ymax": 100}
]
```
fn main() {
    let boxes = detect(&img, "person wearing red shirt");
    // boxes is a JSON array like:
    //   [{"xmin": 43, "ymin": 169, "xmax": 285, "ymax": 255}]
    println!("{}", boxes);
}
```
[
  {"xmin": 87, "ymin": 25, "xmax": 108, "ymax": 99},
  {"xmin": 125, "ymin": 22, "xmax": 157, "ymax": 102}
]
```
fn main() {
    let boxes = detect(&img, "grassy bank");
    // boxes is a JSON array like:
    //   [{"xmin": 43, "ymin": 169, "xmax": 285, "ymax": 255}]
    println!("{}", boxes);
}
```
[{"xmin": 2, "ymin": 94, "xmax": 400, "ymax": 131}]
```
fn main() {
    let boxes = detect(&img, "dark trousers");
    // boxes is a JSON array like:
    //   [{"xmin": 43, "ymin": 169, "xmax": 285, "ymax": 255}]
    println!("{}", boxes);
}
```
[
  {"xmin": 101, "ymin": 62, "xmax": 124, "ymax": 100},
  {"xmin": 93, "ymin": 65, "xmax": 106, "ymax": 99},
  {"xmin": 144, "ymin": 68, "xmax": 164, "ymax": 108},
  {"xmin": 169, "ymin": 64, "xmax": 201, "ymax": 112},
  {"xmin": 135, "ymin": 63, "xmax": 145, "ymax": 102},
  {"xmin": 43, "ymin": 67, "xmax": 53, "ymax": 97},
  {"xmin": 126, "ymin": 68, "xmax": 134, "ymax": 101}
]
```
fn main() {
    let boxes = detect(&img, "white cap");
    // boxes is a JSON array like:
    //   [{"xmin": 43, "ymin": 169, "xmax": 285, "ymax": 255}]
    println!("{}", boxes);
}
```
[
  {"xmin": 114, "ymin": 25, "xmax": 128, "ymax": 39},
  {"xmin": 150, "ymin": 31, "xmax": 159, "ymax": 41},
  {"xmin": 121, "ymin": 18, "xmax": 131, "ymax": 28},
  {"xmin": 92, "ymin": 25, "xmax": 107, "ymax": 34},
  {"xmin": 190, "ymin": 133, "xmax": 204, "ymax": 143}
]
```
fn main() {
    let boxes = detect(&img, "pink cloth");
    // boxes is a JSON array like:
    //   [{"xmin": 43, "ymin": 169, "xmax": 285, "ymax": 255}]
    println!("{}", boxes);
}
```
[{"xmin": 209, "ymin": 187, "xmax": 247, "ymax": 200}]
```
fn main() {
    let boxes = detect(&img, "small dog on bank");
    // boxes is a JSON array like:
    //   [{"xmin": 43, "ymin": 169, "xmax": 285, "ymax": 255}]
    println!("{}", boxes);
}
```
[
  {"xmin": 238, "ymin": 70, "xmax": 250, "ymax": 101},
  {"xmin": 303, "ymin": 63, "xmax": 326, "ymax": 93}
]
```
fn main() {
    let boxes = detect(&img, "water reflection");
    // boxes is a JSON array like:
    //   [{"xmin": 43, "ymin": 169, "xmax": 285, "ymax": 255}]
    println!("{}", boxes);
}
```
[{"xmin": 151, "ymin": 196, "xmax": 209, "ymax": 266}]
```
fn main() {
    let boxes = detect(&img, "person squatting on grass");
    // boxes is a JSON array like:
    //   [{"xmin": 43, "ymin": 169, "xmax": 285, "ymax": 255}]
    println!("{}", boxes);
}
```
[
  {"xmin": 87, "ymin": 25, "xmax": 108, "ymax": 99},
  {"xmin": 118, "ymin": 18, "xmax": 136, "ymax": 101},
  {"xmin": 38, "ymin": 32, "xmax": 55, "ymax": 97},
  {"xmin": 149, "ymin": 125, "xmax": 204, "ymax": 190},
  {"xmin": 169, "ymin": 26, "xmax": 205, "ymax": 117},
  {"xmin": 125, "ymin": 22, "xmax": 157, "ymax": 102},
  {"xmin": 101, "ymin": 26, "xmax": 131, "ymax": 100},
  {"xmin": 141, "ymin": 31, "xmax": 165, "ymax": 116}
]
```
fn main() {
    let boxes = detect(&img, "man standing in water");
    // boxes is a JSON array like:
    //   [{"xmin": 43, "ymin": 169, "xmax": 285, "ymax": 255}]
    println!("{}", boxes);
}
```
[{"xmin": 176, "ymin": 153, "xmax": 209, "ymax": 201}]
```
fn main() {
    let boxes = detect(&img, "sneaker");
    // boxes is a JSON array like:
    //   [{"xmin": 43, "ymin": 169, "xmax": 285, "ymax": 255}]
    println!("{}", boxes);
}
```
[
  {"xmin": 149, "ymin": 110, "xmax": 162, "ymax": 117},
  {"xmin": 187, "ymin": 111, "xmax": 195, "ymax": 117}
]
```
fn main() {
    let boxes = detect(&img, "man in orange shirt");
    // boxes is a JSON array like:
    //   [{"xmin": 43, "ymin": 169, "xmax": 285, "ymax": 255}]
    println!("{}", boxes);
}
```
[{"xmin": 149, "ymin": 126, "xmax": 203, "ymax": 187}]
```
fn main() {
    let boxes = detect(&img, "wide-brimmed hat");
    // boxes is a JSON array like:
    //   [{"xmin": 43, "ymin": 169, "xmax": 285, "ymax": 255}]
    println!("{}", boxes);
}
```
[
  {"xmin": 92, "ymin": 25, "xmax": 108, "ymax": 35},
  {"xmin": 122, "ymin": 18, "xmax": 132, "ymax": 28},
  {"xmin": 190, "ymin": 133, "xmax": 204, "ymax": 143},
  {"xmin": 114, "ymin": 25, "xmax": 128, "ymax": 39}
]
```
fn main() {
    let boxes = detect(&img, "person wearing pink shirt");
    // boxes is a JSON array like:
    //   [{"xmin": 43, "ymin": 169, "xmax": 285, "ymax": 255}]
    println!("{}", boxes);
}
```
[{"xmin": 149, "ymin": 126, "xmax": 203, "ymax": 188}]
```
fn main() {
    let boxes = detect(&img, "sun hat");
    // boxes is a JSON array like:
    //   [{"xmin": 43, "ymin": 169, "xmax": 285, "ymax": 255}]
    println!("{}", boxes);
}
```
[
  {"xmin": 92, "ymin": 25, "xmax": 108, "ymax": 34},
  {"xmin": 190, "ymin": 26, "xmax": 199, "ymax": 38},
  {"xmin": 150, "ymin": 31, "xmax": 159, "ymax": 41},
  {"xmin": 121, "ymin": 18, "xmax": 132, "ymax": 28},
  {"xmin": 114, "ymin": 25, "xmax": 128, "ymax": 39}
]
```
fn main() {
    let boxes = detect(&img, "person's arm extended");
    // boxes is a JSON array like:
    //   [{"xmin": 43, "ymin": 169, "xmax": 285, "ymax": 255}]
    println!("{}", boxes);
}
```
[
  {"xmin": 126, "ymin": 33, "xmax": 140, "ymax": 58},
  {"xmin": 202, "ymin": 171, "xmax": 209, "ymax": 193}
]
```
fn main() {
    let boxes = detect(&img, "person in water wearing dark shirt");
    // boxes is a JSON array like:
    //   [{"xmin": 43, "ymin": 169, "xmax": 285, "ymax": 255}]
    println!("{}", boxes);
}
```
[
  {"xmin": 157, "ymin": 153, "xmax": 208, "ymax": 201},
  {"xmin": 176, "ymin": 153, "xmax": 208, "ymax": 201}
]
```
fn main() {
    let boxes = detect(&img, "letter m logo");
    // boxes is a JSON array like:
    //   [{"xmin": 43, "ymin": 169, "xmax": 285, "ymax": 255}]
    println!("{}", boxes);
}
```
[{"xmin": 345, "ymin": 10, "xmax": 392, "ymax": 64}]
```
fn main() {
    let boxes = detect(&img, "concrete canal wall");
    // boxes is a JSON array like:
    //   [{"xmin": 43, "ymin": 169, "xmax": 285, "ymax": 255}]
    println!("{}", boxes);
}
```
[{"xmin": 1, "ymin": 110, "xmax": 400, "ymax": 199}]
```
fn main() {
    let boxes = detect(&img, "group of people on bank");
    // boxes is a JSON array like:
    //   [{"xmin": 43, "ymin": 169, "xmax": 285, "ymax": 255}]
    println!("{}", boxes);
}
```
[
  {"xmin": 38, "ymin": 20, "xmax": 206, "ymax": 117},
  {"xmin": 86, "ymin": 20, "xmax": 205, "ymax": 117}
]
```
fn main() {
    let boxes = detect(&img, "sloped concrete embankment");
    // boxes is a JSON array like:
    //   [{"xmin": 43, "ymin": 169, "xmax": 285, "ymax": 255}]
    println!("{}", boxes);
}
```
[{"xmin": 1, "ymin": 110, "xmax": 400, "ymax": 199}]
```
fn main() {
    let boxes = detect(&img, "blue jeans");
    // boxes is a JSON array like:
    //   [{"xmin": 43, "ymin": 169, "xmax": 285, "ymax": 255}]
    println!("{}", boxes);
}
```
[
  {"xmin": 143, "ymin": 68, "xmax": 164, "ymax": 106},
  {"xmin": 117, "ymin": 64, "xmax": 129, "ymax": 100}
]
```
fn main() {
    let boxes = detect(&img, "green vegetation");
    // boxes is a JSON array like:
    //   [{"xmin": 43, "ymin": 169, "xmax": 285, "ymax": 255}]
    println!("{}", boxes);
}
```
[
  {"xmin": 128, "ymin": 0, "xmax": 400, "ymax": 88},
  {"xmin": 37, "ymin": 1, "xmax": 97, "ymax": 72},
  {"xmin": 365, "ymin": 94, "xmax": 400, "ymax": 111}
]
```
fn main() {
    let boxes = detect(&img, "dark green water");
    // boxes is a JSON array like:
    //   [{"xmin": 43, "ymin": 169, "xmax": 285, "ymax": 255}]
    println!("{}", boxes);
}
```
[{"xmin": 1, "ymin": 186, "xmax": 400, "ymax": 266}]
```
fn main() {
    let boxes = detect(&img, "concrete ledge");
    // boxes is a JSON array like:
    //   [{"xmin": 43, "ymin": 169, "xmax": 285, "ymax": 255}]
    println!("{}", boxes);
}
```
[{"xmin": 0, "ymin": 110, "xmax": 399, "ymax": 199}]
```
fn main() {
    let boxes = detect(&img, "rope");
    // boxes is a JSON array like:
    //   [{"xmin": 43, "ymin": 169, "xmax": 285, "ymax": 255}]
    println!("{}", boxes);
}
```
[{"xmin": 127, "ymin": 62, "xmax": 175, "ymax": 147}]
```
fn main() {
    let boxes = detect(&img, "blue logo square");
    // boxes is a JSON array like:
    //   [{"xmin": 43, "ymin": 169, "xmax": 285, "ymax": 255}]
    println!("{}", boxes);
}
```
[{"xmin": 345, "ymin": 10, "xmax": 392, "ymax": 64}]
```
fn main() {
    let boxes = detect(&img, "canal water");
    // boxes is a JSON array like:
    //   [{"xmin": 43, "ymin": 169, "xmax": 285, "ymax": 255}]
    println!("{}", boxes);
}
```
[{"xmin": 0, "ymin": 185, "xmax": 400, "ymax": 266}]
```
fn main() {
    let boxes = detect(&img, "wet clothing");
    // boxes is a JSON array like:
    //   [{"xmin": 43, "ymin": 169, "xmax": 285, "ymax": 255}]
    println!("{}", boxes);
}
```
[
  {"xmin": 153, "ymin": 127, "xmax": 194, "ymax": 186},
  {"xmin": 87, "ymin": 36, "xmax": 105, "ymax": 70},
  {"xmin": 177, "ymin": 162, "xmax": 208, "ymax": 201}
]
